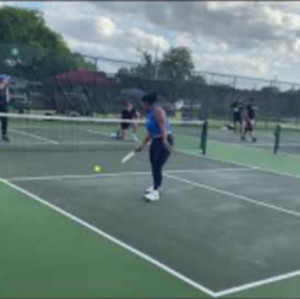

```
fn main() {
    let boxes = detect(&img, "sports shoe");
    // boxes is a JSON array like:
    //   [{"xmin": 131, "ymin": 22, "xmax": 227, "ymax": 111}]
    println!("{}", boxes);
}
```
[
  {"xmin": 2, "ymin": 135, "xmax": 10, "ymax": 142},
  {"xmin": 144, "ymin": 190, "xmax": 160, "ymax": 202},
  {"xmin": 145, "ymin": 186, "xmax": 154, "ymax": 193},
  {"xmin": 145, "ymin": 186, "xmax": 162, "ymax": 193}
]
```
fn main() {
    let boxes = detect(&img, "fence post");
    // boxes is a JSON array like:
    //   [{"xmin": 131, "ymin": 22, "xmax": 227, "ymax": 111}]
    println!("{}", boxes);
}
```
[
  {"xmin": 274, "ymin": 124, "xmax": 281, "ymax": 154},
  {"xmin": 201, "ymin": 120, "xmax": 208, "ymax": 155}
]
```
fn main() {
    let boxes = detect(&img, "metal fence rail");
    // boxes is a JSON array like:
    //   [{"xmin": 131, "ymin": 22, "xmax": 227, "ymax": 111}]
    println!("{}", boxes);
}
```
[{"xmin": 1, "ymin": 43, "xmax": 300, "ymax": 125}]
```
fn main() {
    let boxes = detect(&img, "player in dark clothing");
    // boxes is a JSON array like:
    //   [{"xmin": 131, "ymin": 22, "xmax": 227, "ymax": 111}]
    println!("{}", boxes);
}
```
[
  {"xmin": 0, "ymin": 75, "xmax": 10, "ymax": 142},
  {"xmin": 229, "ymin": 99, "xmax": 243, "ymax": 133},
  {"xmin": 241, "ymin": 98, "xmax": 257, "ymax": 142},
  {"xmin": 119, "ymin": 101, "xmax": 140, "ymax": 141}
]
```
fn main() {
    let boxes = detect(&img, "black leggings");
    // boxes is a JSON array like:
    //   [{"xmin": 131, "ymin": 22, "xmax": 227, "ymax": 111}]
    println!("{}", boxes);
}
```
[
  {"xmin": 0, "ymin": 106, "xmax": 8, "ymax": 137},
  {"xmin": 150, "ymin": 135, "xmax": 173, "ymax": 190}
]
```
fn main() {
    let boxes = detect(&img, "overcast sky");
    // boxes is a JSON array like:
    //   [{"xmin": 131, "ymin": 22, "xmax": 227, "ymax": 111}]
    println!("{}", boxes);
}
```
[{"xmin": 2, "ymin": 1, "xmax": 300, "ymax": 83}]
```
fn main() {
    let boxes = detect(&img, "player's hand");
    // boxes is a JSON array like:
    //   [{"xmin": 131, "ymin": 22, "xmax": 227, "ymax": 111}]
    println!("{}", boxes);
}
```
[
  {"xmin": 163, "ymin": 140, "xmax": 173, "ymax": 152},
  {"xmin": 135, "ymin": 145, "xmax": 143, "ymax": 153}
]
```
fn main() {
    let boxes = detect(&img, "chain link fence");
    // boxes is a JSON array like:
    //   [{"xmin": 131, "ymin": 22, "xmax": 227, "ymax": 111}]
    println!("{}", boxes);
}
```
[{"xmin": 1, "ymin": 42, "xmax": 300, "ymax": 126}]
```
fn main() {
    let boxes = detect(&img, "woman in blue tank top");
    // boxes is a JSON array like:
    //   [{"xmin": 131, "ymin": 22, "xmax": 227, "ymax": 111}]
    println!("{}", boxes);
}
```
[{"xmin": 136, "ymin": 93, "xmax": 173, "ymax": 202}]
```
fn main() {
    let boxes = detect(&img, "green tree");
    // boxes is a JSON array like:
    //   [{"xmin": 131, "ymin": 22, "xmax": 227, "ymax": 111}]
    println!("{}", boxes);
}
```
[
  {"xmin": 0, "ymin": 6, "xmax": 95, "ymax": 80},
  {"xmin": 116, "ymin": 67, "xmax": 130, "ymax": 77},
  {"xmin": 130, "ymin": 52, "xmax": 155, "ymax": 79},
  {"xmin": 189, "ymin": 73, "xmax": 207, "ymax": 85},
  {"xmin": 159, "ymin": 47, "xmax": 194, "ymax": 83}
]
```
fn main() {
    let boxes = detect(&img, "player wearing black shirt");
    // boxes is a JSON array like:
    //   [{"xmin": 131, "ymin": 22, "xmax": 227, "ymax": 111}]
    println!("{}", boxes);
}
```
[
  {"xmin": 119, "ymin": 101, "xmax": 140, "ymax": 141},
  {"xmin": 230, "ymin": 99, "xmax": 243, "ymax": 133},
  {"xmin": 241, "ymin": 98, "xmax": 257, "ymax": 142}
]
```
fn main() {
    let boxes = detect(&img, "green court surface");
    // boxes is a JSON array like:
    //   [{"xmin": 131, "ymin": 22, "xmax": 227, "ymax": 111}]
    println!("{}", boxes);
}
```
[{"xmin": 2, "ymin": 123, "xmax": 300, "ymax": 298}]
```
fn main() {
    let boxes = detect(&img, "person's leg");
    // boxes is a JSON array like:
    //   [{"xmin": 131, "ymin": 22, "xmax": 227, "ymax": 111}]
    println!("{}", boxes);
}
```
[
  {"xmin": 2, "ymin": 116, "xmax": 7, "ymax": 136},
  {"xmin": 252, "ymin": 120, "xmax": 256, "ymax": 139},
  {"xmin": 121, "ymin": 128, "xmax": 126, "ymax": 139},
  {"xmin": 0, "ymin": 105, "xmax": 8, "ymax": 140},
  {"xmin": 149, "ymin": 140, "xmax": 158, "ymax": 189},
  {"xmin": 150, "ymin": 136, "xmax": 173, "ymax": 190},
  {"xmin": 119, "ymin": 123, "xmax": 128, "ymax": 140},
  {"xmin": 233, "ymin": 115, "xmax": 237, "ymax": 132},
  {"xmin": 249, "ymin": 120, "xmax": 257, "ymax": 142},
  {"xmin": 130, "ymin": 123, "xmax": 138, "ymax": 142},
  {"xmin": 239, "ymin": 119, "xmax": 243, "ymax": 134}
]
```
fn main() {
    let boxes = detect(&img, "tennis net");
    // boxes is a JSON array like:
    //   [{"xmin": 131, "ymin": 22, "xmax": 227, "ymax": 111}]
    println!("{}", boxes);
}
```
[
  {"xmin": 274, "ymin": 123, "xmax": 300, "ymax": 155},
  {"xmin": 0, "ymin": 113, "xmax": 208, "ymax": 153}
]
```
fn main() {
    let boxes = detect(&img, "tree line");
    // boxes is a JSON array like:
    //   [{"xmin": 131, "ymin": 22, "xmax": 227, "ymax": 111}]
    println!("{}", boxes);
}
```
[{"xmin": 0, "ymin": 5, "xmax": 205, "ymax": 85}]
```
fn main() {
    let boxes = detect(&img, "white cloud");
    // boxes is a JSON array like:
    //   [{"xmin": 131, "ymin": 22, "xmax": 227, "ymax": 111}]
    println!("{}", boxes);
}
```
[
  {"xmin": 130, "ymin": 28, "xmax": 169, "ymax": 53},
  {"xmin": 96, "ymin": 17, "xmax": 116, "ymax": 38},
  {"xmin": 39, "ymin": 1, "xmax": 300, "ymax": 81}
]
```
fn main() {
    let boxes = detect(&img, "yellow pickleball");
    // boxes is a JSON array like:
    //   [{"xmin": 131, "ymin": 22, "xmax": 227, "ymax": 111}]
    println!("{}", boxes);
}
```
[{"xmin": 94, "ymin": 165, "xmax": 102, "ymax": 173}]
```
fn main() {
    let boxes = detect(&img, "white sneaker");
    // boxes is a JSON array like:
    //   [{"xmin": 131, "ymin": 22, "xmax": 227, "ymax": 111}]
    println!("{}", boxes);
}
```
[
  {"xmin": 145, "ymin": 186, "xmax": 162, "ymax": 193},
  {"xmin": 144, "ymin": 190, "xmax": 160, "ymax": 202},
  {"xmin": 146, "ymin": 186, "xmax": 154, "ymax": 193}
]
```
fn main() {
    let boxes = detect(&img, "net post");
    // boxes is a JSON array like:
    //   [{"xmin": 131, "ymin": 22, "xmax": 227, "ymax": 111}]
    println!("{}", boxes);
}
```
[
  {"xmin": 200, "ymin": 120, "xmax": 208, "ymax": 155},
  {"xmin": 274, "ymin": 124, "xmax": 281, "ymax": 154}
]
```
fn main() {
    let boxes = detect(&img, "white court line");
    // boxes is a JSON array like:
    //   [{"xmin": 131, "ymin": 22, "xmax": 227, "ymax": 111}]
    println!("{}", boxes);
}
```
[
  {"xmin": 82, "ymin": 128, "xmax": 112, "ymax": 137},
  {"xmin": 3, "ymin": 165, "xmax": 300, "ymax": 296},
  {"xmin": 210, "ymin": 139, "xmax": 300, "ymax": 159},
  {"xmin": 165, "ymin": 173, "xmax": 300, "ymax": 296},
  {"xmin": 6, "ymin": 167, "xmax": 300, "ymax": 297},
  {"xmin": 252, "ymin": 142, "xmax": 300, "ymax": 147},
  {"xmin": 11, "ymin": 129, "xmax": 59, "ymax": 145},
  {"xmin": 5, "ymin": 147, "xmax": 300, "ymax": 296},
  {"xmin": 82, "ymin": 128, "xmax": 139, "ymax": 143},
  {"xmin": 8, "ymin": 167, "xmax": 251, "ymax": 182},
  {"xmin": 165, "ymin": 173, "xmax": 300, "ymax": 219},
  {"xmin": 214, "ymin": 269, "xmax": 300, "ymax": 297},
  {"xmin": 177, "ymin": 149, "xmax": 300, "ymax": 180},
  {"xmin": 0, "ymin": 178, "xmax": 216, "ymax": 298}
]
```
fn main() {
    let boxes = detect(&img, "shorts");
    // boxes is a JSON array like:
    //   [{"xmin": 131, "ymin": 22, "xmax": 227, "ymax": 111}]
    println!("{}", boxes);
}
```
[
  {"xmin": 121, "ymin": 122, "xmax": 130, "ymax": 130},
  {"xmin": 245, "ymin": 119, "xmax": 255, "ymax": 132},
  {"xmin": 233, "ymin": 114, "xmax": 242, "ymax": 124}
]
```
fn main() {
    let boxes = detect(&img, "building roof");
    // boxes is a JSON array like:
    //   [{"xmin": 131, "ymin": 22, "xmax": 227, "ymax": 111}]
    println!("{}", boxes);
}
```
[{"xmin": 54, "ymin": 69, "xmax": 112, "ymax": 86}]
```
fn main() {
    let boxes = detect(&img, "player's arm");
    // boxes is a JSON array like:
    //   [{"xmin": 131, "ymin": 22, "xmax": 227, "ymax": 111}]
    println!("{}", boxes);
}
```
[{"xmin": 155, "ymin": 107, "xmax": 173, "ymax": 152}]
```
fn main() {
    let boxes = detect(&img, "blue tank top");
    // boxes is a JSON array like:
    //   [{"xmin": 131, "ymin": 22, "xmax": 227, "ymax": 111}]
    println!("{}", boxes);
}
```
[{"xmin": 145, "ymin": 108, "xmax": 172, "ymax": 138}]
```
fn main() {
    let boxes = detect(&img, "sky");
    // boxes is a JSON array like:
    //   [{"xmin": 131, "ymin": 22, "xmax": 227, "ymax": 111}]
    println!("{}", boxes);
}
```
[{"xmin": 2, "ymin": 1, "xmax": 300, "ymax": 83}]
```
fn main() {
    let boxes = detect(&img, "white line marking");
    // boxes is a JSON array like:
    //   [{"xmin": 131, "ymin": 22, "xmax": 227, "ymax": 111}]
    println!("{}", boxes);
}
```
[
  {"xmin": 214, "ymin": 269, "xmax": 300, "ymax": 297},
  {"xmin": 0, "ymin": 140, "xmax": 133, "ymax": 147},
  {"xmin": 7, "ymin": 168, "xmax": 251, "ymax": 182},
  {"xmin": 11, "ymin": 129, "xmax": 59, "ymax": 145},
  {"xmin": 177, "ymin": 149, "xmax": 300, "ymax": 180},
  {"xmin": 165, "ymin": 173, "xmax": 300, "ymax": 219},
  {"xmin": 3, "ymin": 165, "xmax": 300, "ymax": 296},
  {"xmin": 82, "ymin": 128, "xmax": 112, "ymax": 137},
  {"xmin": 252, "ymin": 143, "xmax": 300, "ymax": 147},
  {"xmin": 0, "ymin": 178, "xmax": 216, "ymax": 298},
  {"xmin": 210, "ymin": 139, "xmax": 300, "ymax": 159}
]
